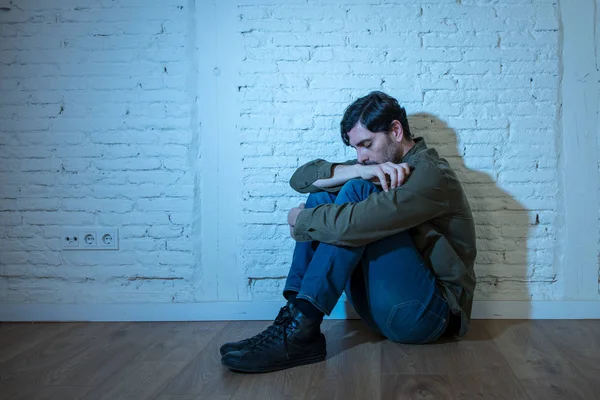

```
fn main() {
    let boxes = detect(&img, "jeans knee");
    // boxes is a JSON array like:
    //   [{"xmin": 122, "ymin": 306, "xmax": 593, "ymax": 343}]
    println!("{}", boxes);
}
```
[
  {"xmin": 305, "ymin": 191, "xmax": 335, "ymax": 208},
  {"xmin": 338, "ymin": 179, "xmax": 378, "ymax": 201},
  {"xmin": 342, "ymin": 179, "xmax": 375, "ymax": 190}
]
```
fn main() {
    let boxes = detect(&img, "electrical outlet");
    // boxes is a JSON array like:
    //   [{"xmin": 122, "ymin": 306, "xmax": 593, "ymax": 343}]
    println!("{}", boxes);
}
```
[
  {"xmin": 62, "ymin": 230, "xmax": 80, "ymax": 250},
  {"xmin": 97, "ymin": 228, "xmax": 119, "ymax": 250},
  {"xmin": 62, "ymin": 227, "xmax": 118, "ymax": 251},
  {"xmin": 79, "ymin": 231, "xmax": 97, "ymax": 248}
]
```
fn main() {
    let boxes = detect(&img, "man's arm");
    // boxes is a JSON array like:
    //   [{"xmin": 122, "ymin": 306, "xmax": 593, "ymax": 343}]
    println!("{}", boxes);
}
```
[
  {"xmin": 292, "ymin": 162, "xmax": 449, "ymax": 247},
  {"xmin": 290, "ymin": 159, "xmax": 412, "ymax": 193},
  {"xmin": 289, "ymin": 159, "xmax": 358, "ymax": 194}
]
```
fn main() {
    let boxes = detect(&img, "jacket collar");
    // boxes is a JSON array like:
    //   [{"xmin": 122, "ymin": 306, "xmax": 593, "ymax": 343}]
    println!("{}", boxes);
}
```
[{"xmin": 401, "ymin": 137, "xmax": 427, "ymax": 163}]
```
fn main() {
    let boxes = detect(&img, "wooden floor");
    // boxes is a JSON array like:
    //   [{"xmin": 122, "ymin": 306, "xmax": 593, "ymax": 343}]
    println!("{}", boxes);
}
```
[{"xmin": 0, "ymin": 319, "xmax": 599, "ymax": 400}]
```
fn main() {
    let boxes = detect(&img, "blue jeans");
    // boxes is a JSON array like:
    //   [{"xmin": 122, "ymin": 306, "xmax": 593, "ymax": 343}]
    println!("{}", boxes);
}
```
[{"xmin": 283, "ymin": 179, "xmax": 450, "ymax": 344}]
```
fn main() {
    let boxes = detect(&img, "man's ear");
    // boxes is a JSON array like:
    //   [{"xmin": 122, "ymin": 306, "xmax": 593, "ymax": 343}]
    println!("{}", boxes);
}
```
[{"xmin": 391, "ymin": 120, "xmax": 404, "ymax": 142}]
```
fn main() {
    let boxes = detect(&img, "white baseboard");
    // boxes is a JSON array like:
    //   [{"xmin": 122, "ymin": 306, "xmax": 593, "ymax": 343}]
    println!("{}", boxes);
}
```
[
  {"xmin": 1, "ymin": 301, "xmax": 599, "ymax": 322},
  {"xmin": 471, "ymin": 300, "xmax": 600, "ymax": 319}
]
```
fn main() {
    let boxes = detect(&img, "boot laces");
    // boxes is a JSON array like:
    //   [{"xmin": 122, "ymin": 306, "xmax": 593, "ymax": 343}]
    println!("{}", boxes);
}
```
[
  {"xmin": 247, "ymin": 305, "xmax": 294, "ymax": 347},
  {"xmin": 250, "ymin": 306, "xmax": 299, "ymax": 360}
]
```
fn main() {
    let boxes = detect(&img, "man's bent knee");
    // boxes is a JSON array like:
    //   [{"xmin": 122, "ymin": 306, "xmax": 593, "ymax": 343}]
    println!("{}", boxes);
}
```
[
  {"xmin": 305, "ymin": 191, "xmax": 335, "ymax": 208},
  {"xmin": 341, "ymin": 179, "xmax": 376, "ymax": 191},
  {"xmin": 338, "ymin": 179, "xmax": 379, "ymax": 201}
]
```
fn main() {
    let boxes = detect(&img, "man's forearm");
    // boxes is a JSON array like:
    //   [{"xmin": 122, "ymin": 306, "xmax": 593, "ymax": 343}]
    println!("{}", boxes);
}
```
[
  {"xmin": 289, "ymin": 158, "xmax": 357, "ymax": 193},
  {"xmin": 312, "ymin": 163, "xmax": 362, "ymax": 189}
]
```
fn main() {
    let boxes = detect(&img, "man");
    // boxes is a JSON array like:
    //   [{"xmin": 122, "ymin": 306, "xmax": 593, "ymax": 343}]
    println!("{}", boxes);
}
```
[{"xmin": 220, "ymin": 91, "xmax": 477, "ymax": 373}]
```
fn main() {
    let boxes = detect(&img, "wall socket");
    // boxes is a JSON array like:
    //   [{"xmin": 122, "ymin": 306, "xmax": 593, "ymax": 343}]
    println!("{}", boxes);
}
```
[{"xmin": 62, "ymin": 228, "xmax": 119, "ymax": 250}]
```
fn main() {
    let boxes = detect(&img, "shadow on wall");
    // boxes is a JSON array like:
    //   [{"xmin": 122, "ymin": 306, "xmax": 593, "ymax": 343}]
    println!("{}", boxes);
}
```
[{"xmin": 409, "ymin": 113, "xmax": 532, "ymax": 324}]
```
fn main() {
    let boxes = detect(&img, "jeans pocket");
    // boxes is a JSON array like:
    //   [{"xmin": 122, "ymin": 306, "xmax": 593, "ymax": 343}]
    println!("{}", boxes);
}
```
[{"xmin": 386, "ymin": 300, "xmax": 447, "ymax": 344}]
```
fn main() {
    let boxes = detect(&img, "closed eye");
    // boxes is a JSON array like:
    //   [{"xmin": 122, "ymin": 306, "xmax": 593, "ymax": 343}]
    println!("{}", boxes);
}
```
[{"xmin": 352, "ymin": 139, "xmax": 373, "ymax": 149}]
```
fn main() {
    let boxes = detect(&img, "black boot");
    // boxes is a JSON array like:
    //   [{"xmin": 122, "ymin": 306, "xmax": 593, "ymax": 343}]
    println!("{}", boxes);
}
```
[
  {"xmin": 219, "ymin": 302, "xmax": 297, "ymax": 356},
  {"xmin": 221, "ymin": 306, "xmax": 327, "ymax": 373}
]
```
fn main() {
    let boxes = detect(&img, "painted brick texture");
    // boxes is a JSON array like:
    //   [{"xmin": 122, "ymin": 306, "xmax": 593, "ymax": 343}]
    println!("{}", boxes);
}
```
[
  {"xmin": 0, "ymin": 0, "xmax": 568, "ymax": 305},
  {"xmin": 238, "ymin": 0, "xmax": 560, "ymax": 300},
  {"xmin": 0, "ymin": 0, "xmax": 197, "ymax": 303}
]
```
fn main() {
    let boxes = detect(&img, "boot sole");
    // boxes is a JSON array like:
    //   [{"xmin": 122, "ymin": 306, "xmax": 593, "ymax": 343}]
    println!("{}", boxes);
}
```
[
  {"xmin": 219, "ymin": 347, "xmax": 238, "ymax": 356},
  {"xmin": 222, "ymin": 352, "xmax": 327, "ymax": 373}
]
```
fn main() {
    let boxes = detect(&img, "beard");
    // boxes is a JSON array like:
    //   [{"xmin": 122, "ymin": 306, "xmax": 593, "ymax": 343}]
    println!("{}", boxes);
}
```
[{"xmin": 384, "ymin": 139, "xmax": 404, "ymax": 164}]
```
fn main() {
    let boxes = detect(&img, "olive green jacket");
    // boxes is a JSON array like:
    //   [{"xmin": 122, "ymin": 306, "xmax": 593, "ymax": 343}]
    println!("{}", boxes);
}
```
[{"xmin": 289, "ymin": 137, "xmax": 477, "ymax": 337}]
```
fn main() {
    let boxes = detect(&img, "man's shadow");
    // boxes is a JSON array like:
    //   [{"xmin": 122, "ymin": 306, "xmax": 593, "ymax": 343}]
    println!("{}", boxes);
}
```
[{"xmin": 331, "ymin": 113, "xmax": 532, "ymax": 355}]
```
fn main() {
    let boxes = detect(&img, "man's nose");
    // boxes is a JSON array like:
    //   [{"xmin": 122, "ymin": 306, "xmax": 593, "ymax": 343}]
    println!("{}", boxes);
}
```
[{"xmin": 357, "ymin": 150, "xmax": 368, "ymax": 164}]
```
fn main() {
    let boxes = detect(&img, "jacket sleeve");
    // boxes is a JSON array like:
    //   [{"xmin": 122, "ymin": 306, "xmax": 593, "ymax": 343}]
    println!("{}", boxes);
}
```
[
  {"xmin": 289, "ymin": 158, "xmax": 358, "ymax": 194},
  {"xmin": 292, "ymin": 162, "xmax": 449, "ymax": 247}
]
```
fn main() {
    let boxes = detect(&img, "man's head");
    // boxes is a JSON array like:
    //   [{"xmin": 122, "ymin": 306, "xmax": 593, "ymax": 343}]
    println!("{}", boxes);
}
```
[{"xmin": 340, "ymin": 91, "xmax": 413, "ymax": 165}]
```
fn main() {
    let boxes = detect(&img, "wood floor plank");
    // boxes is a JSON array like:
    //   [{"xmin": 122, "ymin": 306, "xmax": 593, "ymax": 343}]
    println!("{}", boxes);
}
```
[
  {"xmin": 381, "ymin": 374, "xmax": 454, "ymax": 400},
  {"xmin": 381, "ymin": 320, "xmax": 530, "ymax": 399},
  {"xmin": 160, "ymin": 321, "xmax": 269, "ymax": 397},
  {"xmin": 381, "ymin": 339, "xmax": 450, "ymax": 375},
  {"xmin": 155, "ymin": 396, "xmax": 231, "ymax": 400},
  {"xmin": 442, "ymin": 319, "xmax": 505, "ymax": 373},
  {"xmin": 80, "ymin": 361, "xmax": 187, "ymax": 400},
  {"xmin": 581, "ymin": 319, "xmax": 600, "ymax": 336},
  {"xmin": 520, "ymin": 376, "xmax": 600, "ymax": 400},
  {"xmin": 45, "ymin": 322, "xmax": 176, "ymax": 387},
  {"xmin": 304, "ymin": 320, "xmax": 383, "ymax": 400},
  {"xmin": 486, "ymin": 319, "xmax": 581, "ymax": 380},
  {"xmin": 0, "ymin": 383, "xmax": 89, "ymax": 400},
  {"xmin": 137, "ymin": 322, "xmax": 227, "ymax": 363},
  {"xmin": 79, "ymin": 322, "xmax": 227, "ymax": 400},
  {"xmin": 0, "ymin": 323, "xmax": 19, "ymax": 334},
  {"xmin": 448, "ymin": 369, "xmax": 530, "ymax": 400},
  {"xmin": 446, "ymin": 320, "xmax": 530, "ymax": 400},
  {"xmin": 381, "ymin": 319, "xmax": 490, "ymax": 375},
  {"xmin": 0, "ymin": 323, "xmax": 77, "ymax": 364},
  {"xmin": 155, "ymin": 395, "xmax": 231, "ymax": 400},
  {"xmin": 534, "ymin": 319, "xmax": 600, "ymax": 380},
  {"xmin": 0, "ymin": 323, "xmax": 121, "ymax": 385},
  {"xmin": 230, "ymin": 370, "xmax": 286, "ymax": 400},
  {"xmin": 281, "ymin": 360, "xmax": 323, "ymax": 400}
]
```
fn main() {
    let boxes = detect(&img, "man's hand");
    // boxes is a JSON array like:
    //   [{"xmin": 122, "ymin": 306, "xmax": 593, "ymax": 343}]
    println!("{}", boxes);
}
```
[
  {"xmin": 357, "ymin": 162, "xmax": 412, "ymax": 192},
  {"xmin": 288, "ymin": 203, "xmax": 305, "ymax": 240}
]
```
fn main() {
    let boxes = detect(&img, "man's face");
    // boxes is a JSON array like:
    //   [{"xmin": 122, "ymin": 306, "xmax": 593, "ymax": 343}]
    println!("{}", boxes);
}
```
[{"xmin": 347, "ymin": 123, "xmax": 402, "ymax": 165}]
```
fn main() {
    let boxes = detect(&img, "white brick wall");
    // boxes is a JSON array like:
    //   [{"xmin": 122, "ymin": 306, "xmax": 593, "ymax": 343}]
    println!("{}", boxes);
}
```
[
  {"xmin": 0, "ymin": 0, "xmax": 197, "ymax": 303},
  {"xmin": 238, "ymin": 0, "xmax": 560, "ymax": 300},
  {"xmin": 0, "ymin": 0, "xmax": 597, "ymax": 309}
]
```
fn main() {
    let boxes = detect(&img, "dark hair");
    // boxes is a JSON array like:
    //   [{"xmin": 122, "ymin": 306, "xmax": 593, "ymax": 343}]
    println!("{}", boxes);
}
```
[{"xmin": 340, "ymin": 91, "xmax": 411, "ymax": 146}]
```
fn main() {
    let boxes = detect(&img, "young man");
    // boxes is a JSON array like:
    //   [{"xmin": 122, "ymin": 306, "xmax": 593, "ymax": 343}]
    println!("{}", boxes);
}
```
[{"xmin": 221, "ymin": 91, "xmax": 477, "ymax": 373}]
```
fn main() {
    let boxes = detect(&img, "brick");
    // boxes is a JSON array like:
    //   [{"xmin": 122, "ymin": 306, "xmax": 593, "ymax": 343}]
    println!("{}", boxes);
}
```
[
  {"xmin": 463, "ymin": 49, "xmax": 536, "ymax": 61},
  {"xmin": 422, "ymin": 5, "xmax": 497, "ymax": 21},
  {"xmin": 424, "ymin": 32, "xmax": 498, "ymax": 48},
  {"xmin": 244, "ymin": 198, "xmax": 277, "ymax": 213},
  {"xmin": 498, "ymin": 171, "xmax": 556, "ymax": 184},
  {"xmin": 95, "ymin": 211, "xmax": 170, "ymax": 226},
  {"xmin": 243, "ymin": 156, "xmax": 299, "ymax": 168},
  {"xmin": 0, "ymin": 212, "xmax": 22, "ymax": 226},
  {"xmin": 147, "ymin": 225, "xmax": 184, "ymax": 239},
  {"xmin": 0, "ymin": 198, "xmax": 60, "ymax": 211},
  {"xmin": 271, "ymin": 6, "xmax": 346, "ymax": 20},
  {"xmin": 22, "ymin": 211, "xmax": 95, "ymax": 226},
  {"xmin": 93, "ymin": 158, "xmax": 162, "ymax": 171},
  {"xmin": 136, "ymin": 198, "xmax": 192, "ymax": 212}
]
